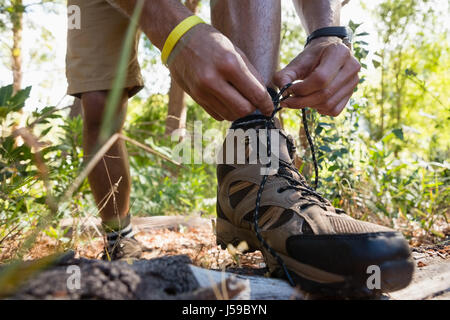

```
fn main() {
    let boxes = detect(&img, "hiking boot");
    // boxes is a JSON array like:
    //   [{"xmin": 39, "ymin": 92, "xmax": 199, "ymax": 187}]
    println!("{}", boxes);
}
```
[
  {"xmin": 101, "ymin": 236, "xmax": 143, "ymax": 261},
  {"xmin": 216, "ymin": 114, "xmax": 414, "ymax": 296}
]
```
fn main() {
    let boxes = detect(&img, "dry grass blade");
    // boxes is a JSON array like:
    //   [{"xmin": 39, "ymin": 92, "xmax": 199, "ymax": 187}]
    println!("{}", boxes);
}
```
[{"xmin": 120, "ymin": 134, "xmax": 183, "ymax": 167}]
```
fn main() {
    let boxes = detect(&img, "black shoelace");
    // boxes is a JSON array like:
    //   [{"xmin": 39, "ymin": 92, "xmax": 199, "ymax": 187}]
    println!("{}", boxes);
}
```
[{"xmin": 253, "ymin": 83, "xmax": 321, "ymax": 287}]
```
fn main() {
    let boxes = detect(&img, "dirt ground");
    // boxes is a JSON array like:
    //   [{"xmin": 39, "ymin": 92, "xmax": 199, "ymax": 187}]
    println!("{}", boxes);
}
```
[{"xmin": 1, "ymin": 216, "xmax": 447, "ymax": 278}]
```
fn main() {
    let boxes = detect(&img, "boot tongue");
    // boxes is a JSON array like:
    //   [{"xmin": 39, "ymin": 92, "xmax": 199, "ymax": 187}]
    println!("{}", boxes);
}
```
[{"xmin": 231, "ymin": 114, "xmax": 294, "ymax": 164}]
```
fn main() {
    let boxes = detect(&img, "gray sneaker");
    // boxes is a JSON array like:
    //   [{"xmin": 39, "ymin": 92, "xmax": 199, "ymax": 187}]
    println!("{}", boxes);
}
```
[{"xmin": 101, "ymin": 236, "xmax": 143, "ymax": 261}]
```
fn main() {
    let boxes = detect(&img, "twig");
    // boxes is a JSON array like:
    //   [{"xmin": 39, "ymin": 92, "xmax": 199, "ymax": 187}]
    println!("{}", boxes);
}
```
[
  {"xmin": 0, "ymin": 224, "xmax": 21, "ymax": 246},
  {"xmin": 61, "ymin": 133, "xmax": 121, "ymax": 204},
  {"xmin": 120, "ymin": 134, "xmax": 183, "ymax": 167}
]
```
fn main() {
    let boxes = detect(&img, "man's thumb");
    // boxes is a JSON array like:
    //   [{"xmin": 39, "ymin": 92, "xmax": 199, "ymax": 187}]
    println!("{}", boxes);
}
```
[
  {"xmin": 273, "ymin": 68, "xmax": 297, "ymax": 89},
  {"xmin": 273, "ymin": 54, "xmax": 315, "ymax": 88}
]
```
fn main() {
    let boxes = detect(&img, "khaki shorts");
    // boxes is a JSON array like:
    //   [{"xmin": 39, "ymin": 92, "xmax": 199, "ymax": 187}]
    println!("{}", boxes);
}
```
[{"xmin": 66, "ymin": 0, "xmax": 144, "ymax": 98}]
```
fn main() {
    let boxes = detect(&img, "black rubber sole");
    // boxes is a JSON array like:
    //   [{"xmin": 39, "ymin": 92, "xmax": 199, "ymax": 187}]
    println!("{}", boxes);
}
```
[
  {"xmin": 216, "ymin": 217, "xmax": 415, "ymax": 298},
  {"xmin": 217, "ymin": 238, "xmax": 415, "ymax": 298},
  {"xmin": 271, "ymin": 256, "xmax": 415, "ymax": 298}
]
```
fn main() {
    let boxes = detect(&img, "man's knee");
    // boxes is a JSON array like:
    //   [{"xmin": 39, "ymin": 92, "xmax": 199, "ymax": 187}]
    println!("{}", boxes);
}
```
[
  {"xmin": 81, "ymin": 91, "xmax": 108, "ymax": 130},
  {"xmin": 81, "ymin": 90, "xmax": 127, "ymax": 131}
]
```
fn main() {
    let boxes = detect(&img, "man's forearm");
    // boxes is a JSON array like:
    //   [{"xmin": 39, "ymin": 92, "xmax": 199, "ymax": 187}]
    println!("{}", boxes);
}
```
[
  {"xmin": 106, "ymin": 0, "xmax": 193, "ymax": 49},
  {"xmin": 293, "ymin": 0, "xmax": 341, "ymax": 34}
]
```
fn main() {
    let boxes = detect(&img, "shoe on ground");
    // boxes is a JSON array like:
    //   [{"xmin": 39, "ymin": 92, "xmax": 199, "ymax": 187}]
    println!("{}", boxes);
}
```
[
  {"xmin": 101, "ymin": 236, "xmax": 143, "ymax": 261},
  {"xmin": 216, "ymin": 115, "xmax": 414, "ymax": 296}
]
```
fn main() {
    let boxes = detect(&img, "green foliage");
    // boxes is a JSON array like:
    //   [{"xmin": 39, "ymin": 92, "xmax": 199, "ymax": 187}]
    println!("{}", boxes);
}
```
[
  {"xmin": 125, "ymin": 95, "xmax": 223, "ymax": 216},
  {"xmin": 0, "ymin": 84, "xmax": 91, "ymax": 251},
  {"xmin": 0, "ymin": 0, "xmax": 448, "ymax": 255},
  {"xmin": 300, "ymin": 17, "xmax": 449, "ymax": 237}
]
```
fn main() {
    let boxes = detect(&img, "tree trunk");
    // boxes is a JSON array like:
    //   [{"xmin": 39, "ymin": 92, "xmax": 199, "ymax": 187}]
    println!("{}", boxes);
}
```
[
  {"xmin": 379, "ymin": 51, "xmax": 385, "ymax": 139},
  {"xmin": 11, "ymin": 0, "xmax": 23, "ymax": 94},
  {"xmin": 165, "ymin": 0, "xmax": 200, "ymax": 137},
  {"xmin": 165, "ymin": 80, "xmax": 187, "ymax": 137}
]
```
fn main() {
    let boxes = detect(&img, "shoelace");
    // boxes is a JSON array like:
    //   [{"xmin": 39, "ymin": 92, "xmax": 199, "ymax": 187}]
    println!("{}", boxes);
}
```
[{"xmin": 253, "ymin": 83, "xmax": 320, "ymax": 287}]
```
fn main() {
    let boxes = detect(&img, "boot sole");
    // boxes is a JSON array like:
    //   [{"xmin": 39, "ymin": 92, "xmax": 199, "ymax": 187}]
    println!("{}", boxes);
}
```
[{"xmin": 216, "ymin": 217, "xmax": 414, "ymax": 297}]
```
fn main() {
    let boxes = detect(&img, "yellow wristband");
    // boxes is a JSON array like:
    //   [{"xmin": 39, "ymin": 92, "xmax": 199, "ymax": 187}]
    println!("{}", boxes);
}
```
[{"xmin": 161, "ymin": 15, "xmax": 205, "ymax": 65}]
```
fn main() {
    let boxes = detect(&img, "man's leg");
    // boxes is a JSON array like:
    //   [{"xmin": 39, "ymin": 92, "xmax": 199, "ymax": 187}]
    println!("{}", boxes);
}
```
[
  {"xmin": 211, "ymin": 0, "xmax": 281, "ymax": 88},
  {"xmin": 81, "ymin": 90, "xmax": 141, "ymax": 259},
  {"xmin": 81, "ymin": 91, "xmax": 130, "ymax": 223},
  {"xmin": 66, "ymin": 0, "xmax": 144, "ymax": 259}
]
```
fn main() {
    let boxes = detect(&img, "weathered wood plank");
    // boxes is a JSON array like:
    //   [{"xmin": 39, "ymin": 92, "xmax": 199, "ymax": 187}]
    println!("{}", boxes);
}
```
[
  {"xmin": 59, "ymin": 215, "xmax": 211, "ymax": 237},
  {"xmin": 189, "ymin": 265, "xmax": 303, "ymax": 300},
  {"xmin": 388, "ymin": 258, "xmax": 450, "ymax": 300}
]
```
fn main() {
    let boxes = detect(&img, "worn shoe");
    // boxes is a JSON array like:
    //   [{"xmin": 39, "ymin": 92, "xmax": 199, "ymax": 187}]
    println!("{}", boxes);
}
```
[
  {"xmin": 216, "ymin": 115, "xmax": 414, "ymax": 296},
  {"xmin": 101, "ymin": 236, "xmax": 143, "ymax": 261}
]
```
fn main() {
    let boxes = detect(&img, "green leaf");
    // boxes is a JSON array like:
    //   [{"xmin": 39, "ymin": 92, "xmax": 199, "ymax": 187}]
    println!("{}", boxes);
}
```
[
  {"xmin": 10, "ymin": 86, "xmax": 32, "ymax": 111},
  {"xmin": 0, "ymin": 106, "xmax": 9, "ymax": 119},
  {"xmin": 319, "ymin": 145, "xmax": 332, "ymax": 152},
  {"xmin": 328, "ymin": 165, "xmax": 340, "ymax": 172},
  {"xmin": 392, "ymin": 128, "xmax": 404, "ymax": 140},
  {"xmin": 315, "ymin": 126, "xmax": 323, "ymax": 135},
  {"xmin": 0, "ymin": 85, "xmax": 13, "ymax": 106},
  {"xmin": 348, "ymin": 20, "xmax": 362, "ymax": 32},
  {"xmin": 372, "ymin": 59, "xmax": 381, "ymax": 68},
  {"xmin": 41, "ymin": 126, "xmax": 52, "ymax": 137}
]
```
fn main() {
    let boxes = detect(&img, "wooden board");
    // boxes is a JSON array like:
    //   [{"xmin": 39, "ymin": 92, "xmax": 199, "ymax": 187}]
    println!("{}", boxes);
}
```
[{"xmin": 388, "ymin": 252, "xmax": 450, "ymax": 300}]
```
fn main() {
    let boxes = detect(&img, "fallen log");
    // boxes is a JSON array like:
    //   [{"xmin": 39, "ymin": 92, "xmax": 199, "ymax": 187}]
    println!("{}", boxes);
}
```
[{"xmin": 5, "ymin": 254, "xmax": 298, "ymax": 300}]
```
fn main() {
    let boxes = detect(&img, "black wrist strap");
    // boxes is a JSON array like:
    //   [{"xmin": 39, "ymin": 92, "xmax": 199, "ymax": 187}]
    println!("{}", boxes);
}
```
[{"xmin": 305, "ymin": 26, "xmax": 352, "ymax": 47}]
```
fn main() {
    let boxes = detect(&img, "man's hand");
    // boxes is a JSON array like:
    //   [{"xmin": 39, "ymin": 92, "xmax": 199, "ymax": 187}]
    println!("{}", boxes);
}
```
[
  {"xmin": 168, "ymin": 24, "xmax": 274, "ymax": 121},
  {"xmin": 273, "ymin": 37, "xmax": 360, "ymax": 117}
]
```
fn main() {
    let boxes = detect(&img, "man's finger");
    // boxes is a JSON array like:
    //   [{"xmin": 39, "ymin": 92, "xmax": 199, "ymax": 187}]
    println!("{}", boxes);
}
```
[
  {"xmin": 224, "ymin": 52, "xmax": 274, "ymax": 116},
  {"xmin": 317, "ymin": 94, "xmax": 352, "ymax": 117},
  {"xmin": 203, "ymin": 104, "xmax": 224, "ymax": 121},
  {"xmin": 313, "ymin": 76, "xmax": 359, "ymax": 116},
  {"xmin": 208, "ymin": 95, "xmax": 238, "ymax": 121},
  {"xmin": 213, "ymin": 81, "xmax": 257, "ymax": 119},
  {"xmin": 286, "ymin": 43, "xmax": 350, "ymax": 97},
  {"xmin": 197, "ymin": 99, "xmax": 225, "ymax": 121},
  {"xmin": 194, "ymin": 92, "xmax": 235, "ymax": 121},
  {"xmin": 273, "ymin": 53, "xmax": 316, "ymax": 88},
  {"xmin": 281, "ymin": 59, "xmax": 360, "ymax": 109}
]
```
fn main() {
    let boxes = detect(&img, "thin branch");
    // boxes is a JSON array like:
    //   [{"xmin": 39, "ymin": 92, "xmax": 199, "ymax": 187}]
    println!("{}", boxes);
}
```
[{"xmin": 120, "ymin": 134, "xmax": 183, "ymax": 167}]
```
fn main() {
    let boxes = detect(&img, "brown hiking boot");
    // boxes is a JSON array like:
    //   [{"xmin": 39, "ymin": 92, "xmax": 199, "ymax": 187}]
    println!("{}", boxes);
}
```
[
  {"xmin": 101, "ymin": 236, "xmax": 143, "ymax": 261},
  {"xmin": 216, "ymin": 114, "xmax": 414, "ymax": 296}
]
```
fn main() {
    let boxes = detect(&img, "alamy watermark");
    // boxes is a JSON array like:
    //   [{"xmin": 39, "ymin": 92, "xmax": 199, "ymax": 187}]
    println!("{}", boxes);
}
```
[
  {"xmin": 366, "ymin": 265, "xmax": 381, "ymax": 290},
  {"xmin": 171, "ymin": 121, "xmax": 282, "ymax": 175},
  {"xmin": 66, "ymin": 265, "xmax": 81, "ymax": 291},
  {"xmin": 68, "ymin": 5, "xmax": 81, "ymax": 30}
]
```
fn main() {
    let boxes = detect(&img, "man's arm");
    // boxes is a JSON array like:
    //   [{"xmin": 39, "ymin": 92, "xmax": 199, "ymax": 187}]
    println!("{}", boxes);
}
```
[
  {"xmin": 106, "ymin": 0, "xmax": 274, "ymax": 120},
  {"xmin": 274, "ymin": 0, "xmax": 361, "ymax": 117},
  {"xmin": 294, "ymin": 0, "xmax": 341, "ymax": 33},
  {"xmin": 107, "ymin": 0, "xmax": 191, "ymax": 49}
]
